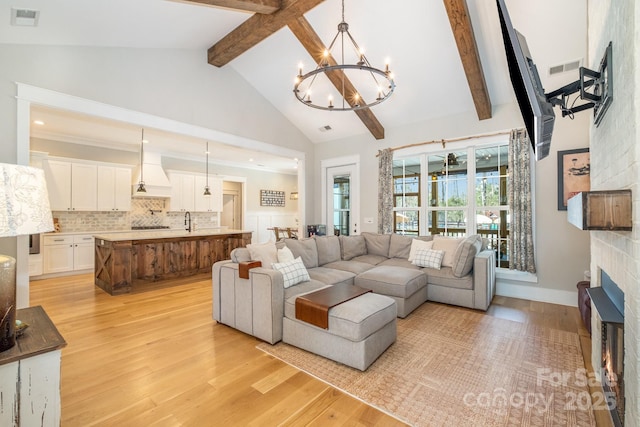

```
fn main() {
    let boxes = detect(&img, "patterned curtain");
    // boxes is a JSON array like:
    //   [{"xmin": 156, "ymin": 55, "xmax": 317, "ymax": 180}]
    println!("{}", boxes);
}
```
[
  {"xmin": 508, "ymin": 129, "xmax": 536, "ymax": 273},
  {"xmin": 378, "ymin": 148, "xmax": 394, "ymax": 234}
]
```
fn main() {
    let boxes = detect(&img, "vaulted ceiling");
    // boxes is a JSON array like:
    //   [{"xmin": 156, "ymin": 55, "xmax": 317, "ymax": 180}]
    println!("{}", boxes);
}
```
[{"xmin": 2, "ymin": 0, "xmax": 587, "ymax": 168}]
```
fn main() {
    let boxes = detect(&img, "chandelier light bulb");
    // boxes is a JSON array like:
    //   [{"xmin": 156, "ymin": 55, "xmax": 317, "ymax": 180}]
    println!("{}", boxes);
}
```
[
  {"xmin": 328, "ymin": 95, "xmax": 334, "ymax": 109},
  {"xmin": 298, "ymin": 62, "xmax": 303, "ymax": 76},
  {"xmin": 305, "ymin": 91, "xmax": 312, "ymax": 103}
]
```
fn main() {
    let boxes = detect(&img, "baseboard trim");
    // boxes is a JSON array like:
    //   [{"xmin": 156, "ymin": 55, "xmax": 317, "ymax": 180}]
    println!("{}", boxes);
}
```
[{"xmin": 496, "ymin": 282, "xmax": 577, "ymax": 307}]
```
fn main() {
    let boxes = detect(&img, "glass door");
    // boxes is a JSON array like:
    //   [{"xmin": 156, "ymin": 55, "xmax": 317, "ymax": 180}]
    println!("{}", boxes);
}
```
[{"xmin": 326, "ymin": 165, "xmax": 358, "ymax": 236}]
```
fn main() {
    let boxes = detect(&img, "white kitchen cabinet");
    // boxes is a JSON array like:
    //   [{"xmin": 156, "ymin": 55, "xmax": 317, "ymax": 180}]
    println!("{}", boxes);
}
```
[
  {"xmin": 97, "ymin": 166, "xmax": 132, "ymax": 211},
  {"xmin": 169, "ymin": 172, "xmax": 195, "ymax": 212},
  {"xmin": 194, "ymin": 175, "xmax": 223, "ymax": 212},
  {"xmin": 43, "ymin": 234, "xmax": 94, "ymax": 274},
  {"xmin": 43, "ymin": 160, "xmax": 97, "ymax": 211},
  {"xmin": 43, "ymin": 235, "xmax": 74, "ymax": 274}
]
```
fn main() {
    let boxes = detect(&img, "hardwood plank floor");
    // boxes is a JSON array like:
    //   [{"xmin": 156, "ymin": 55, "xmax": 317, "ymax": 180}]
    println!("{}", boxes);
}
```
[{"xmin": 29, "ymin": 274, "xmax": 611, "ymax": 426}]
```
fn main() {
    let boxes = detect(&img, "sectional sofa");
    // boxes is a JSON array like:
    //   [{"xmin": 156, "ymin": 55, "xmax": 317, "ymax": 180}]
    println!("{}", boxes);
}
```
[{"xmin": 212, "ymin": 232, "xmax": 496, "ymax": 370}]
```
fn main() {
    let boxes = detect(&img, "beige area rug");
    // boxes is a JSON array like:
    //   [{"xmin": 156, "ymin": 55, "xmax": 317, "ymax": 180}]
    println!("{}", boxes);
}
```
[{"xmin": 257, "ymin": 302, "xmax": 596, "ymax": 426}]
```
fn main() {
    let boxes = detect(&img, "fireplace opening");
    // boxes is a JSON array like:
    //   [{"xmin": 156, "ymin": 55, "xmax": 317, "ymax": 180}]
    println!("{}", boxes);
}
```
[{"xmin": 586, "ymin": 270, "xmax": 624, "ymax": 426}]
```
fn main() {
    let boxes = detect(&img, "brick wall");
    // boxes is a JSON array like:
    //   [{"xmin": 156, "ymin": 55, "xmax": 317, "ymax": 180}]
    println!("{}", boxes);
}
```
[{"xmin": 588, "ymin": 1, "xmax": 639, "ymax": 425}]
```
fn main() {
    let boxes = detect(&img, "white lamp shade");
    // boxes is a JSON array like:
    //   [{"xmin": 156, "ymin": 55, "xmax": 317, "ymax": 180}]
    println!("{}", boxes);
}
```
[{"xmin": 0, "ymin": 163, "xmax": 54, "ymax": 237}]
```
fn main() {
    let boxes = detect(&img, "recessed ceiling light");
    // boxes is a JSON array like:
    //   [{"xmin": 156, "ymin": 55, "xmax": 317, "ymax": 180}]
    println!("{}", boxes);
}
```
[
  {"xmin": 142, "ymin": 139, "xmax": 149, "ymax": 144},
  {"xmin": 249, "ymin": 158, "xmax": 254, "ymax": 162},
  {"xmin": 33, "ymin": 120, "xmax": 45, "ymax": 126}
]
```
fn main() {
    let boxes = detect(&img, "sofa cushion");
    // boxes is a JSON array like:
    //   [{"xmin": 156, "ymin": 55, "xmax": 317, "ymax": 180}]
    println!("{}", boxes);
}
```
[
  {"xmin": 247, "ymin": 241, "xmax": 278, "ymax": 269},
  {"xmin": 351, "ymin": 254, "xmax": 387, "ymax": 265},
  {"xmin": 284, "ymin": 280, "xmax": 329, "ymax": 301},
  {"xmin": 284, "ymin": 290, "xmax": 397, "ymax": 342},
  {"xmin": 388, "ymin": 234, "xmax": 413, "ymax": 259},
  {"xmin": 284, "ymin": 238, "xmax": 318, "ymax": 269},
  {"xmin": 424, "ymin": 266, "xmax": 473, "ymax": 290},
  {"xmin": 378, "ymin": 257, "xmax": 421, "ymax": 270},
  {"xmin": 307, "ymin": 267, "xmax": 355, "ymax": 287},
  {"xmin": 272, "ymin": 257, "xmax": 310, "ymax": 288},
  {"xmin": 339, "ymin": 235, "xmax": 367, "ymax": 260},
  {"xmin": 432, "ymin": 235, "xmax": 463, "ymax": 267},
  {"xmin": 277, "ymin": 246, "xmax": 295, "ymax": 263},
  {"xmin": 451, "ymin": 234, "xmax": 483, "ymax": 278},
  {"xmin": 323, "ymin": 260, "xmax": 376, "ymax": 275},
  {"xmin": 355, "ymin": 265, "xmax": 427, "ymax": 299},
  {"xmin": 314, "ymin": 235, "xmax": 341, "ymax": 266},
  {"xmin": 362, "ymin": 232, "xmax": 391, "ymax": 257},
  {"xmin": 230, "ymin": 247, "xmax": 251, "ymax": 263},
  {"xmin": 412, "ymin": 249, "xmax": 444, "ymax": 269},
  {"xmin": 408, "ymin": 239, "xmax": 434, "ymax": 262}
]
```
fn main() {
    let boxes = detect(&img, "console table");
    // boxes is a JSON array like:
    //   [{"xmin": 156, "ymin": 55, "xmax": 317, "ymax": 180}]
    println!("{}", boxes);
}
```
[{"xmin": 0, "ymin": 305, "xmax": 66, "ymax": 426}]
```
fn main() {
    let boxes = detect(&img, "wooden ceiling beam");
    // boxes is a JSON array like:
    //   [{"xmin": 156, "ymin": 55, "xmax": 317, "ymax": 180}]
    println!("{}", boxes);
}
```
[
  {"xmin": 181, "ymin": 0, "xmax": 282, "ymax": 14},
  {"xmin": 288, "ymin": 16, "xmax": 385, "ymax": 140},
  {"xmin": 443, "ymin": 0, "xmax": 492, "ymax": 120},
  {"xmin": 207, "ymin": 0, "xmax": 324, "ymax": 67}
]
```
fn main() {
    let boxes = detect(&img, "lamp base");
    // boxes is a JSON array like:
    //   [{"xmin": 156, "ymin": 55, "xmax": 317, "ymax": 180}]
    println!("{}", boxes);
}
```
[{"xmin": 0, "ymin": 254, "xmax": 16, "ymax": 352}]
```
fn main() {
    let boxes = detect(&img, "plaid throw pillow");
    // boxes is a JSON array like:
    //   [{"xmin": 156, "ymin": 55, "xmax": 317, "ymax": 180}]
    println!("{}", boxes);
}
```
[
  {"xmin": 272, "ymin": 256, "xmax": 310, "ymax": 288},
  {"xmin": 412, "ymin": 248, "xmax": 444, "ymax": 269}
]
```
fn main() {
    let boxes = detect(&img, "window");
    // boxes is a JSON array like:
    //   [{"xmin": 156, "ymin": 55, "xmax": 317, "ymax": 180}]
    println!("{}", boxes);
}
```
[{"xmin": 393, "ymin": 142, "xmax": 510, "ymax": 268}]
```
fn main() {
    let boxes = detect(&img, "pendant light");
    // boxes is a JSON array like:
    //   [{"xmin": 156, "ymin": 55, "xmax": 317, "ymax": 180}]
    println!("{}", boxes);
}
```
[
  {"xmin": 203, "ymin": 141, "xmax": 211, "ymax": 196},
  {"xmin": 136, "ymin": 128, "xmax": 147, "ymax": 193}
]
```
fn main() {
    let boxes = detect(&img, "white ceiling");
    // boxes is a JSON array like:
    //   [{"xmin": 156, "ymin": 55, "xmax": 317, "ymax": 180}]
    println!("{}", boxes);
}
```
[{"xmin": 2, "ymin": 0, "xmax": 587, "ymax": 170}]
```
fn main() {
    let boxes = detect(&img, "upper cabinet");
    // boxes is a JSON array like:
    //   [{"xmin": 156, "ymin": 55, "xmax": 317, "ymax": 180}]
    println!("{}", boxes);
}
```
[
  {"xmin": 97, "ymin": 166, "xmax": 132, "ymax": 211},
  {"xmin": 44, "ymin": 160, "xmax": 97, "ymax": 211},
  {"xmin": 43, "ymin": 158, "xmax": 132, "ymax": 212},
  {"xmin": 170, "ymin": 171, "xmax": 222, "ymax": 213}
]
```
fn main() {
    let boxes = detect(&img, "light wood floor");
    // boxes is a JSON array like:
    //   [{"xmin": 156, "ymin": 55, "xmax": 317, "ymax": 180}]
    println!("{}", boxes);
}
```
[{"xmin": 30, "ymin": 274, "xmax": 611, "ymax": 426}]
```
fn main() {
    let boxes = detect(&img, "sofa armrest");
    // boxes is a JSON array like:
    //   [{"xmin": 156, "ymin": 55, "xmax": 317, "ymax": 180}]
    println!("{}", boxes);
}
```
[
  {"xmin": 249, "ymin": 267, "xmax": 285, "ymax": 344},
  {"xmin": 212, "ymin": 262, "xmax": 285, "ymax": 344},
  {"xmin": 473, "ymin": 250, "xmax": 496, "ymax": 310}
]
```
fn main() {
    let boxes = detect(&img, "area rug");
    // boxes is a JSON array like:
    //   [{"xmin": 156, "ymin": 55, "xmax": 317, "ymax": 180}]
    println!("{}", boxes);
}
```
[{"xmin": 257, "ymin": 302, "xmax": 596, "ymax": 426}]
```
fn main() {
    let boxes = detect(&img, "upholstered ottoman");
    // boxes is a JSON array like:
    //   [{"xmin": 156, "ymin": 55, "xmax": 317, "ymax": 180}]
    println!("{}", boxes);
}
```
[
  {"xmin": 355, "ymin": 265, "xmax": 428, "ymax": 318},
  {"xmin": 282, "ymin": 290, "xmax": 397, "ymax": 371}
]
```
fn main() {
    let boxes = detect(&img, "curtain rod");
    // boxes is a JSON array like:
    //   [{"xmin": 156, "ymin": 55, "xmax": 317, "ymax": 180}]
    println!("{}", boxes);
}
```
[{"xmin": 376, "ymin": 130, "xmax": 512, "ymax": 157}]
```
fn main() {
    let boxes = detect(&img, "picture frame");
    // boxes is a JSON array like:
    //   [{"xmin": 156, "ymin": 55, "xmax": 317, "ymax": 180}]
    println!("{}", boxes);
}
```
[
  {"xmin": 557, "ymin": 148, "xmax": 590, "ymax": 210},
  {"xmin": 260, "ymin": 189, "xmax": 285, "ymax": 207}
]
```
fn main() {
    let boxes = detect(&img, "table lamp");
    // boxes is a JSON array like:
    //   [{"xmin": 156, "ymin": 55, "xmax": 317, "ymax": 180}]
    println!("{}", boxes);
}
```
[{"xmin": 0, "ymin": 163, "xmax": 53, "ymax": 352}]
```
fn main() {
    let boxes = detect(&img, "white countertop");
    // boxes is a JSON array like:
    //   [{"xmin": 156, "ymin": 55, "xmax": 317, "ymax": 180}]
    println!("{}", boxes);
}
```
[{"xmin": 93, "ymin": 229, "xmax": 251, "ymax": 241}]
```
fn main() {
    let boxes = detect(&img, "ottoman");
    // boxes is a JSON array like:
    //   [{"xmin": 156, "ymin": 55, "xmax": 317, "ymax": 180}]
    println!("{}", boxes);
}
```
[
  {"xmin": 355, "ymin": 266, "xmax": 428, "ymax": 318},
  {"xmin": 282, "ymin": 290, "xmax": 397, "ymax": 371}
]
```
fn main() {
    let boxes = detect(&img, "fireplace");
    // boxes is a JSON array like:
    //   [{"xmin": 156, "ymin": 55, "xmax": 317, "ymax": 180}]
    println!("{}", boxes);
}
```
[{"xmin": 587, "ymin": 271, "xmax": 624, "ymax": 426}]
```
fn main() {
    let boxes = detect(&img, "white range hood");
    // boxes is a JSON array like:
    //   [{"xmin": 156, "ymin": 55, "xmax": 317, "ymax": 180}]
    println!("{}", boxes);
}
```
[{"xmin": 131, "ymin": 151, "xmax": 172, "ymax": 198}]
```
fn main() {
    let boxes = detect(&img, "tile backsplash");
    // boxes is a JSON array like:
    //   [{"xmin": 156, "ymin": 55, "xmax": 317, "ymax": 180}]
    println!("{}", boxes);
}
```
[{"xmin": 52, "ymin": 198, "xmax": 219, "ymax": 233}]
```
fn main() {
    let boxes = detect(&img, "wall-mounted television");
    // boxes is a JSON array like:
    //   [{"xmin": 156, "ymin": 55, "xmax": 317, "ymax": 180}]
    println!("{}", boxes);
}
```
[{"xmin": 496, "ymin": 0, "xmax": 555, "ymax": 161}]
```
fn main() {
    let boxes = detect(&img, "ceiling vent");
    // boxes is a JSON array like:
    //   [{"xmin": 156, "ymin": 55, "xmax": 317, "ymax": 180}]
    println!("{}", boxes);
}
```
[
  {"xmin": 11, "ymin": 8, "xmax": 40, "ymax": 26},
  {"xmin": 318, "ymin": 125, "xmax": 332, "ymax": 132},
  {"xmin": 549, "ymin": 59, "xmax": 582, "ymax": 76}
]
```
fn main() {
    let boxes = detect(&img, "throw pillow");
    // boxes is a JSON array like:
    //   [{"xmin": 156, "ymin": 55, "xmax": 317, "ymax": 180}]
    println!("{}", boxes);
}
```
[
  {"xmin": 247, "ymin": 241, "xmax": 278, "ymax": 269},
  {"xmin": 451, "ymin": 234, "xmax": 483, "ymax": 277},
  {"xmin": 432, "ymin": 235, "xmax": 463, "ymax": 267},
  {"xmin": 277, "ymin": 246, "xmax": 295, "ymax": 263},
  {"xmin": 412, "ymin": 248, "xmax": 444, "ymax": 269},
  {"xmin": 272, "ymin": 256, "xmax": 310, "ymax": 288},
  {"xmin": 408, "ymin": 239, "xmax": 434, "ymax": 262}
]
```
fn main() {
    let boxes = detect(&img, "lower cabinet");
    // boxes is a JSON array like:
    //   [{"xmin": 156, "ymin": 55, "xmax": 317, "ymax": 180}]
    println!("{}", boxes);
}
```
[{"xmin": 43, "ymin": 234, "xmax": 95, "ymax": 274}]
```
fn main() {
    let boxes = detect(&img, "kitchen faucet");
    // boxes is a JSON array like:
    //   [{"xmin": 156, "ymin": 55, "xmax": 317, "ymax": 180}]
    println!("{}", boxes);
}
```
[{"xmin": 184, "ymin": 211, "xmax": 192, "ymax": 232}]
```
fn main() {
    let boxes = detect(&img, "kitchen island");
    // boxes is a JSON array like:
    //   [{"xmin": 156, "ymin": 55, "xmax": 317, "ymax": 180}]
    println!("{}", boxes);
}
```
[{"xmin": 94, "ymin": 229, "xmax": 252, "ymax": 295}]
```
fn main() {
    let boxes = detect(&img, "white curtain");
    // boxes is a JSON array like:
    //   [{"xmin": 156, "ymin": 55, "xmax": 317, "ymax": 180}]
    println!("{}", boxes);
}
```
[
  {"xmin": 508, "ymin": 129, "xmax": 536, "ymax": 273},
  {"xmin": 378, "ymin": 148, "xmax": 394, "ymax": 234}
]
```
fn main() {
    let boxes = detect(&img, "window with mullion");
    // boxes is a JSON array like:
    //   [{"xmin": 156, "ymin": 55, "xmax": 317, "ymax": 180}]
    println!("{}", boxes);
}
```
[{"xmin": 393, "ymin": 158, "xmax": 421, "ymax": 235}]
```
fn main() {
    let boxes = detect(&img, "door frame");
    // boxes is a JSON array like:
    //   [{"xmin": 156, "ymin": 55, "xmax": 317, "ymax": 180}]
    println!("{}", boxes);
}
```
[{"xmin": 321, "ymin": 155, "xmax": 360, "ymax": 235}]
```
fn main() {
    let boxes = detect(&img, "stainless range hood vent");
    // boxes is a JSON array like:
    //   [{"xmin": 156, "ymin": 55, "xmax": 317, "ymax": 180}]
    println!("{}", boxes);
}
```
[{"xmin": 132, "ymin": 151, "xmax": 172, "ymax": 198}]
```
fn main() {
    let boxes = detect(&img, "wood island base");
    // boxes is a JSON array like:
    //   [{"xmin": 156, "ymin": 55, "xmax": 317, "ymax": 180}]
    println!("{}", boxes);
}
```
[{"xmin": 94, "ymin": 230, "xmax": 252, "ymax": 295}]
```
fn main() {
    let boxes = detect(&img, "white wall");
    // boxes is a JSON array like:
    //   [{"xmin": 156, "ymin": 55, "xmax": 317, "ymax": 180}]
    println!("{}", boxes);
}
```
[{"xmin": 587, "ymin": 0, "xmax": 639, "ymax": 424}]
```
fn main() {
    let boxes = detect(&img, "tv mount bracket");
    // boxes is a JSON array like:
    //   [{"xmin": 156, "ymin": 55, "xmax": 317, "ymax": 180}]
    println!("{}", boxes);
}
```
[{"xmin": 546, "ymin": 42, "xmax": 612, "ymax": 127}]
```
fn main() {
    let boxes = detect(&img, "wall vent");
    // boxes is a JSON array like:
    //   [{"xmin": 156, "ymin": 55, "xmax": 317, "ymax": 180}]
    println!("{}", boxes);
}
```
[
  {"xmin": 318, "ymin": 125, "xmax": 332, "ymax": 132},
  {"xmin": 549, "ymin": 59, "xmax": 582, "ymax": 76},
  {"xmin": 11, "ymin": 8, "xmax": 40, "ymax": 26}
]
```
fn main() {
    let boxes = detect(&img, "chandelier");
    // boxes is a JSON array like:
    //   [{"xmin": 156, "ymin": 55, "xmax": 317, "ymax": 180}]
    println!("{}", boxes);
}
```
[{"xmin": 293, "ymin": 0, "xmax": 395, "ymax": 111}]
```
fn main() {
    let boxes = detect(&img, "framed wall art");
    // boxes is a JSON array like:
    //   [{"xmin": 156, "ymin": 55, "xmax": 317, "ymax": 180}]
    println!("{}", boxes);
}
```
[
  {"xmin": 557, "ymin": 148, "xmax": 590, "ymax": 210},
  {"xmin": 260, "ymin": 190, "xmax": 285, "ymax": 207}
]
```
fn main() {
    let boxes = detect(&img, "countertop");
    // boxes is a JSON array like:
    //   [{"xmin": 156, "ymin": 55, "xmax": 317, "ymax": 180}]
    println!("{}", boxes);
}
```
[{"xmin": 93, "ymin": 229, "xmax": 251, "ymax": 242}]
